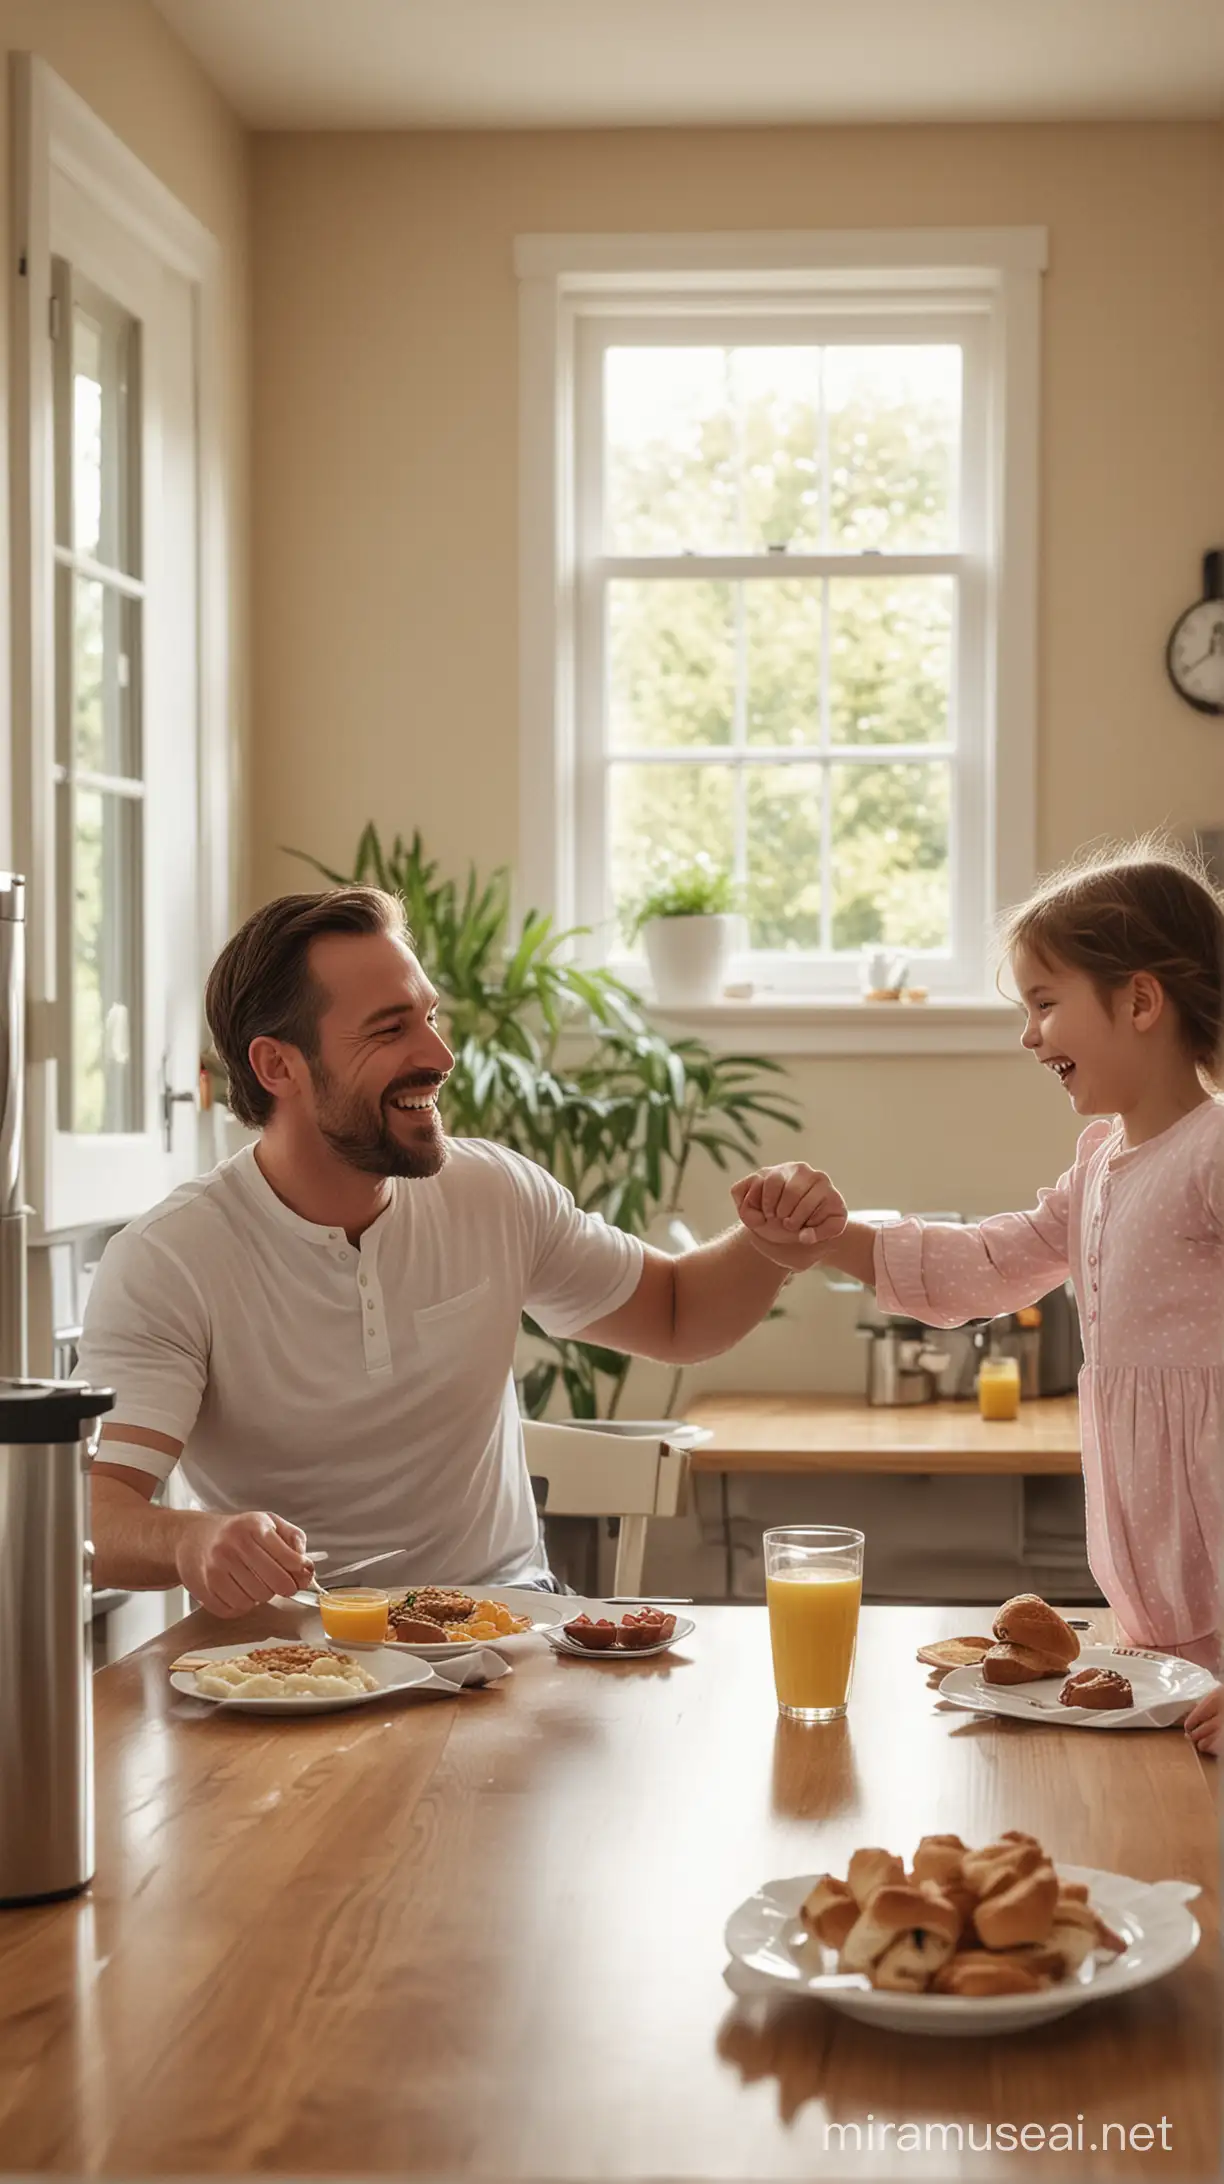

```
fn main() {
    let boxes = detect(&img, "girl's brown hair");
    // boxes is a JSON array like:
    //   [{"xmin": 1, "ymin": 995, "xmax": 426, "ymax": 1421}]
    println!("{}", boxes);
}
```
[{"xmin": 1000, "ymin": 836, "xmax": 1224, "ymax": 1077}]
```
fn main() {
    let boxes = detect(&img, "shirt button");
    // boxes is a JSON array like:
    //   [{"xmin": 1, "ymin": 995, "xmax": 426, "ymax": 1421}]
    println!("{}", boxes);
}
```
[
  {"xmin": 328, "ymin": 1231, "xmax": 339, "ymax": 1241},
  {"xmin": 366, "ymin": 1298, "xmax": 375, "ymax": 1310},
  {"xmin": 359, "ymin": 1273, "xmax": 368, "ymax": 1287}
]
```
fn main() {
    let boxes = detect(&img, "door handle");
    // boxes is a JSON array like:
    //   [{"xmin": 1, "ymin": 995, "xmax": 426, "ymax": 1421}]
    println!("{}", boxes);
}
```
[{"xmin": 160, "ymin": 1074, "xmax": 196, "ymax": 1150}]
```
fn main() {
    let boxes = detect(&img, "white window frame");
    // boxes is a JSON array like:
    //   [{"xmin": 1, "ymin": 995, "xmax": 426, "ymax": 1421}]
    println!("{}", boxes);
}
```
[
  {"xmin": 9, "ymin": 56, "xmax": 235, "ymax": 1232},
  {"xmin": 516, "ymin": 229, "xmax": 1045, "ymax": 1054}
]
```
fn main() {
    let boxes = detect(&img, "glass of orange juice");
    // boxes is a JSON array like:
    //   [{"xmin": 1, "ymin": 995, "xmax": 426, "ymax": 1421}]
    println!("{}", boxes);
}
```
[
  {"xmin": 317, "ymin": 1588, "xmax": 390, "ymax": 1645},
  {"xmin": 764, "ymin": 1526, "xmax": 864, "ymax": 1723}
]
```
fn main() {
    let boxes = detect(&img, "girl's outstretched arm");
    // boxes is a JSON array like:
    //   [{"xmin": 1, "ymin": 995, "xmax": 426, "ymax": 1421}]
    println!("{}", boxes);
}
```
[{"xmin": 871, "ymin": 1168, "xmax": 1077, "ymax": 1328}]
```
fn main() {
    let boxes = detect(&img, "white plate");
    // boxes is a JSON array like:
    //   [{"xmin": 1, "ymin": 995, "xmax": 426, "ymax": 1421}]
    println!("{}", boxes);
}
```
[
  {"xmin": 937, "ymin": 1644, "xmax": 1216, "ymax": 1729},
  {"xmin": 169, "ymin": 1640, "xmax": 438, "ymax": 1715},
  {"xmin": 544, "ymin": 1612, "xmax": 696, "ymax": 1661},
  {"xmin": 298, "ymin": 1584, "xmax": 569, "ymax": 1660},
  {"xmin": 724, "ymin": 1864, "xmax": 1201, "ymax": 2035}
]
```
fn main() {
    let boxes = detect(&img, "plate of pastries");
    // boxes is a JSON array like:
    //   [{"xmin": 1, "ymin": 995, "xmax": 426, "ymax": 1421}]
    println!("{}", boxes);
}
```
[
  {"xmin": 724, "ymin": 1830, "xmax": 1201, "ymax": 2034},
  {"xmin": 917, "ymin": 1595, "xmax": 1216, "ymax": 1729}
]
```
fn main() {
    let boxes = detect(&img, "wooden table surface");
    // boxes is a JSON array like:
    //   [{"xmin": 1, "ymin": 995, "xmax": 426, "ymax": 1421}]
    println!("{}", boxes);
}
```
[
  {"xmin": 0, "ymin": 1601, "xmax": 1215, "ymax": 2179},
  {"xmin": 687, "ymin": 1393, "xmax": 1082, "ymax": 1474}
]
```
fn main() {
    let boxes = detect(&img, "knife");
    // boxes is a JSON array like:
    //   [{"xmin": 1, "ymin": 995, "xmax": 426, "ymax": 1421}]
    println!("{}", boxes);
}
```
[{"xmin": 307, "ymin": 1546, "xmax": 406, "ymax": 1588}]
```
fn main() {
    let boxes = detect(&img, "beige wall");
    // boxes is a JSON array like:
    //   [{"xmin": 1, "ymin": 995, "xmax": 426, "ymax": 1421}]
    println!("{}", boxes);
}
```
[
  {"xmin": 0, "ymin": 0, "xmax": 251, "ymax": 894},
  {"xmin": 250, "ymin": 121, "xmax": 1224, "ymax": 1398}
]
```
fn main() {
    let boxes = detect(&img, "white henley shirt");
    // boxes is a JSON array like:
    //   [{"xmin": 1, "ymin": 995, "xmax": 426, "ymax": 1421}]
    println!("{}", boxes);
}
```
[{"xmin": 76, "ymin": 1139, "xmax": 645, "ymax": 1585}]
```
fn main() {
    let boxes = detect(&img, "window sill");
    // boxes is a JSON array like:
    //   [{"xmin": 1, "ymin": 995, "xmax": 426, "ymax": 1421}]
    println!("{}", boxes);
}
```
[{"xmin": 641, "ymin": 996, "xmax": 1022, "ymax": 1056}]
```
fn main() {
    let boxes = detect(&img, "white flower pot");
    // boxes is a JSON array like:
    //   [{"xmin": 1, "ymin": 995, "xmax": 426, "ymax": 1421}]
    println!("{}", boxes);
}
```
[{"xmin": 642, "ymin": 913, "xmax": 737, "ymax": 1007}]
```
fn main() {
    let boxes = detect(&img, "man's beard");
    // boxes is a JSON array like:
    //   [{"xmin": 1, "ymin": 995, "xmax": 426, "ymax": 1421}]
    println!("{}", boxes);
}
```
[{"xmin": 308, "ymin": 1062, "xmax": 448, "ymax": 1179}]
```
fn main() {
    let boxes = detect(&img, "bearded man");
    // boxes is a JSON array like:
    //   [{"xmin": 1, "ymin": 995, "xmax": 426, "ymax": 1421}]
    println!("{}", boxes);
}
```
[{"xmin": 82, "ymin": 888, "xmax": 840, "ymax": 1614}]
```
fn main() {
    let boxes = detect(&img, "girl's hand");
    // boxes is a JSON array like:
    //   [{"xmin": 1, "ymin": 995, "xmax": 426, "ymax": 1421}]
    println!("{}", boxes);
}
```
[
  {"xmin": 731, "ymin": 1162, "xmax": 848, "ymax": 1272},
  {"xmin": 1183, "ymin": 1686, "xmax": 1221, "ymax": 1758}
]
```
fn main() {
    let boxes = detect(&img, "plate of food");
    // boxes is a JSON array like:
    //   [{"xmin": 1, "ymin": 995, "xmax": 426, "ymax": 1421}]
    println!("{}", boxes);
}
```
[
  {"xmin": 169, "ymin": 1640, "xmax": 437, "ymax": 1715},
  {"xmin": 918, "ymin": 1594, "xmax": 1214, "ymax": 1728},
  {"xmin": 544, "ymin": 1607, "xmax": 695, "ymax": 1660},
  {"xmin": 303, "ymin": 1584, "xmax": 567, "ymax": 1659},
  {"xmin": 724, "ymin": 1831, "xmax": 1201, "ymax": 2036}
]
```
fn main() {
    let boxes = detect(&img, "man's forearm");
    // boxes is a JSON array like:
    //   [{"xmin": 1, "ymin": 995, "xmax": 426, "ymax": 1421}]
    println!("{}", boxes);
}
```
[
  {"xmin": 91, "ymin": 1478, "xmax": 201, "ymax": 1592},
  {"xmin": 670, "ymin": 1226, "xmax": 790, "ymax": 1363}
]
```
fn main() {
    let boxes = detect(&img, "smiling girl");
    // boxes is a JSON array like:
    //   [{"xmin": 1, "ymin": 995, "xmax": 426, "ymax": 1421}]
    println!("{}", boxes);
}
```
[{"xmin": 734, "ymin": 840, "xmax": 1224, "ymax": 1753}]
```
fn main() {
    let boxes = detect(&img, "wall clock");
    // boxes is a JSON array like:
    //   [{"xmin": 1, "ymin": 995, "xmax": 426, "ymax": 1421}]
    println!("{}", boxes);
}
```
[{"xmin": 1166, "ymin": 550, "xmax": 1224, "ymax": 716}]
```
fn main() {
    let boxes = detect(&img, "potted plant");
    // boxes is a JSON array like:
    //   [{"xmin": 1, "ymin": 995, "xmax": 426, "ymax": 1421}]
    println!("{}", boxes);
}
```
[
  {"xmin": 286, "ymin": 826, "xmax": 799, "ymax": 1421},
  {"xmin": 628, "ymin": 856, "xmax": 742, "ymax": 1007}
]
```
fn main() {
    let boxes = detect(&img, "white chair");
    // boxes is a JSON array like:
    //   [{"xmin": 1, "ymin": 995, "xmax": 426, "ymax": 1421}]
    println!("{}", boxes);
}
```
[{"xmin": 522, "ymin": 1419, "xmax": 708, "ymax": 1595}]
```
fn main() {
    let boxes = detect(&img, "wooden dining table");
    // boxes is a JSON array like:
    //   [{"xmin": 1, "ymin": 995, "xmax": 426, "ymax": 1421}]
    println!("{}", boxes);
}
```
[{"xmin": 0, "ymin": 1600, "xmax": 1217, "ymax": 2178}]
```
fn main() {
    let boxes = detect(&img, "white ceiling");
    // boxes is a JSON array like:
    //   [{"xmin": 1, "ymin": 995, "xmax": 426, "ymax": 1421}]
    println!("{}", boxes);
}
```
[{"xmin": 154, "ymin": 0, "xmax": 1224, "ymax": 131}]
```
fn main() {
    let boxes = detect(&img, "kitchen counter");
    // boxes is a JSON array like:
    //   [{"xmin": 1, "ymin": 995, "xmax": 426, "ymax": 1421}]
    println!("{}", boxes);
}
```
[
  {"xmin": 0, "ymin": 1596, "xmax": 1215, "ymax": 2177},
  {"xmin": 687, "ymin": 1392, "xmax": 1082, "ymax": 1474}
]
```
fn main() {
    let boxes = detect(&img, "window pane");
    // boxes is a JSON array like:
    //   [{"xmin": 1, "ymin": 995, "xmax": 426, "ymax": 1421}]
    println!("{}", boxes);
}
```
[
  {"xmin": 73, "ymin": 577, "xmax": 140, "ymax": 777},
  {"xmin": 65, "ymin": 787, "xmax": 142, "ymax": 1134},
  {"xmin": 831, "ymin": 761, "xmax": 950, "ymax": 951},
  {"xmin": 608, "ymin": 581, "xmax": 734, "ymax": 750},
  {"xmin": 72, "ymin": 292, "xmax": 138, "ymax": 572},
  {"xmin": 745, "ymin": 581, "xmax": 822, "ymax": 748},
  {"xmin": 826, "ymin": 345, "xmax": 960, "ymax": 551},
  {"xmin": 829, "ymin": 577, "xmax": 953, "ymax": 747},
  {"xmin": 604, "ymin": 347, "xmax": 821, "ymax": 554},
  {"xmin": 744, "ymin": 766, "xmax": 823, "ymax": 950},
  {"xmin": 609, "ymin": 763, "xmax": 734, "ymax": 941}
]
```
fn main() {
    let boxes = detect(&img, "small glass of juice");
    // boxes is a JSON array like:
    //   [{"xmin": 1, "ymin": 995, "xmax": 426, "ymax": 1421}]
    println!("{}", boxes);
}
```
[
  {"xmin": 318, "ymin": 1588, "xmax": 390, "ymax": 1645},
  {"xmin": 977, "ymin": 1355, "xmax": 1021, "ymax": 1421},
  {"xmin": 764, "ymin": 1526, "xmax": 864, "ymax": 1724}
]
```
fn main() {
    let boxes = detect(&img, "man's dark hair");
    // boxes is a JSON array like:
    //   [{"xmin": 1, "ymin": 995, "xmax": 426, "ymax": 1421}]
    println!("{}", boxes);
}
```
[{"xmin": 204, "ymin": 887, "xmax": 408, "ymax": 1127}]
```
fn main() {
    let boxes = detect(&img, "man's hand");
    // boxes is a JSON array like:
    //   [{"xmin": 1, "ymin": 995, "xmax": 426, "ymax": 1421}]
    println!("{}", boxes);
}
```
[
  {"xmin": 731, "ymin": 1162, "xmax": 849, "ymax": 1273},
  {"xmin": 175, "ymin": 1510, "xmax": 314, "ymax": 1618}
]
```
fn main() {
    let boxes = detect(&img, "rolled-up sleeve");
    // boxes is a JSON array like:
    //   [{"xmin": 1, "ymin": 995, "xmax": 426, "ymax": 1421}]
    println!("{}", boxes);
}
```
[
  {"xmin": 874, "ymin": 1177, "xmax": 1075, "ymax": 1328},
  {"xmin": 75, "ymin": 1227, "xmax": 209, "ymax": 1478}
]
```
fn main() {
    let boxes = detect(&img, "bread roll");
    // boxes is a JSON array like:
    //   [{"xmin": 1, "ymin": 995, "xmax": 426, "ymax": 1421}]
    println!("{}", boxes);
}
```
[
  {"xmin": 972, "ymin": 1863, "xmax": 1059, "ymax": 1949},
  {"xmin": 871, "ymin": 1928, "xmax": 958, "ymax": 1992},
  {"xmin": 998, "ymin": 1942, "xmax": 1067, "ymax": 1982},
  {"xmin": 981, "ymin": 1642, "xmax": 1061, "ymax": 1685},
  {"xmin": 911, "ymin": 1833, "xmax": 965, "ymax": 1890},
  {"xmin": 961, "ymin": 1839, "xmax": 1042, "ymax": 1899},
  {"xmin": 992, "ymin": 1594, "xmax": 1080, "ymax": 1670},
  {"xmin": 840, "ymin": 1885, "xmax": 960, "ymax": 1976},
  {"xmin": 933, "ymin": 1952, "xmax": 1047, "ymax": 1997},
  {"xmin": 1057, "ymin": 1880, "xmax": 1090, "ymax": 1903},
  {"xmin": 1042, "ymin": 1897, "xmax": 1099, "ymax": 1975},
  {"xmin": 800, "ymin": 1875, "xmax": 858, "ymax": 1951},
  {"xmin": 846, "ymin": 1847, "xmax": 905, "ymax": 1908},
  {"xmin": 919, "ymin": 1874, "xmax": 976, "ymax": 1938}
]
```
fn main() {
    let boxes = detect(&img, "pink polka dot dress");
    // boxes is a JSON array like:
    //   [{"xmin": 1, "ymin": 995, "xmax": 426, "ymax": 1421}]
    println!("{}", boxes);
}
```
[{"xmin": 874, "ymin": 1100, "xmax": 1223, "ymax": 1675}]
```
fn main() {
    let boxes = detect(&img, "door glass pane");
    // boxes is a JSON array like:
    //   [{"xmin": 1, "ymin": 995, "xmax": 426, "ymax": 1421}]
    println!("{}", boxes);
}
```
[
  {"xmin": 609, "ymin": 762, "xmax": 735, "ymax": 946},
  {"xmin": 73, "ymin": 577, "xmax": 140, "ymax": 776},
  {"xmin": 66, "ymin": 787, "xmax": 142, "ymax": 1135},
  {"xmin": 830, "ymin": 761, "xmax": 950, "ymax": 951},
  {"xmin": 72, "ymin": 290, "xmax": 138, "ymax": 574}
]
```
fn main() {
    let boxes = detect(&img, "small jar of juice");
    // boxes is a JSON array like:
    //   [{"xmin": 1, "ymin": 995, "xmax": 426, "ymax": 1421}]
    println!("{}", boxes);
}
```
[
  {"xmin": 977, "ymin": 1355, "xmax": 1021, "ymax": 1421},
  {"xmin": 318, "ymin": 1588, "xmax": 390, "ymax": 1644}
]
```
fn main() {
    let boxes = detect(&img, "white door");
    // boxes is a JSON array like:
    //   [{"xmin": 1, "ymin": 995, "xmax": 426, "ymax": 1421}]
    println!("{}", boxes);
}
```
[{"xmin": 30, "ymin": 170, "xmax": 201, "ymax": 1235}]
